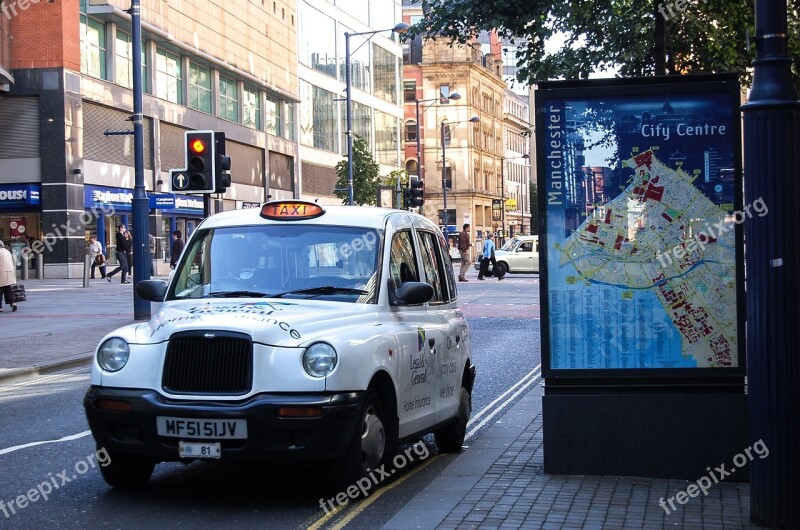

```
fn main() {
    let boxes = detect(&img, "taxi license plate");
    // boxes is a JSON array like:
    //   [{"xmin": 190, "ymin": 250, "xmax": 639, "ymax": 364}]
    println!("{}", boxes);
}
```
[
  {"xmin": 178, "ymin": 441, "xmax": 221, "ymax": 460},
  {"xmin": 156, "ymin": 417, "xmax": 248, "ymax": 439}
]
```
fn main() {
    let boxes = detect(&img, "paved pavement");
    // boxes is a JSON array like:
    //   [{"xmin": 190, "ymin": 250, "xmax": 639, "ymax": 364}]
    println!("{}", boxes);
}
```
[{"xmin": 0, "ymin": 274, "xmax": 757, "ymax": 529}]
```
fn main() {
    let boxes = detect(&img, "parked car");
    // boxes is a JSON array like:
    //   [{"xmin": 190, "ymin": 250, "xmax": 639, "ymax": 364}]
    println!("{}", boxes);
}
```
[
  {"xmin": 474, "ymin": 235, "xmax": 540, "ymax": 275},
  {"xmin": 84, "ymin": 201, "xmax": 475, "ymax": 488}
]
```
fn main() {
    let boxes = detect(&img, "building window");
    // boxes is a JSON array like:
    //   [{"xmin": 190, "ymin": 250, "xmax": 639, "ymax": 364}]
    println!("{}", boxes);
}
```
[
  {"xmin": 442, "ymin": 123, "xmax": 452, "ymax": 146},
  {"xmin": 439, "ymin": 84, "xmax": 451, "ymax": 104},
  {"xmin": 243, "ymin": 87, "xmax": 261, "ymax": 130},
  {"xmin": 405, "ymin": 120, "xmax": 417, "ymax": 142},
  {"xmin": 188, "ymin": 63, "xmax": 212, "ymax": 113},
  {"xmin": 373, "ymin": 43, "xmax": 399, "ymax": 105},
  {"xmin": 375, "ymin": 110, "xmax": 399, "ymax": 166},
  {"xmin": 219, "ymin": 77, "xmax": 239, "ymax": 123},
  {"xmin": 156, "ymin": 48, "xmax": 182, "ymax": 104},
  {"xmin": 265, "ymin": 97, "xmax": 282, "ymax": 137},
  {"xmin": 299, "ymin": 81, "xmax": 337, "ymax": 152},
  {"xmin": 81, "ymin": 16, "xmax": 107, "ymax": 80},
  {"xmin": 285, "ymin": 103, "xmax": 296, "ymax": 141},
  {"xmin": 406, "ymin": 159, "xmax": 418, "ymax": 176},
  {"xmin": 114, "ymin": 32, "xmax": 149, "ymax": 92},
  {"xmin": 404, "ymin": 81, "xmax": 416, "ymax": 102}
]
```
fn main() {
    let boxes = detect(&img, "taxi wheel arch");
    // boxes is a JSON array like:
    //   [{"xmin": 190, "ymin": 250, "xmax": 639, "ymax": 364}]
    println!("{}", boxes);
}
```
[
  {"xmin": 98, "ymin": 449, "xmax": 156, "ymax": 488},
  {"xmin": 494, "ymin": 261, "xmax": 509, "ymax": 277},
  {"xmin": 434, "ymin": 364, "xmax": 474, "ymax": 452}
]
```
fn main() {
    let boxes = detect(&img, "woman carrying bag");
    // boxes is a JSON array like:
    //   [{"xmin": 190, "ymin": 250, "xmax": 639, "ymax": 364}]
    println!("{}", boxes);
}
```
[{"xmin": 0, "ymin": 241, "xmax": 18, "ymax": 312}]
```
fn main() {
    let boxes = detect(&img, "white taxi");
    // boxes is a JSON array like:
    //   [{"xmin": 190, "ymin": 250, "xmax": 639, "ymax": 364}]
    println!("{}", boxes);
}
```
[{"xmin": 83, "ymin": 201, "xmax": 475, "ymax": 488}]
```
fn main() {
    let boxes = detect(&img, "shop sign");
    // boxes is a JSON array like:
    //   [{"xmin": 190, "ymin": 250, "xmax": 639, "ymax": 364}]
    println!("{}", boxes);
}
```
[{"xmin": 0, "ymin": 184, "xmax": 41, "ymax": 207}]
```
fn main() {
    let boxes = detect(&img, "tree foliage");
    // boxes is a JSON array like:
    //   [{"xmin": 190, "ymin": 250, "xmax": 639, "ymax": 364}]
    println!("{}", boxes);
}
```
[
  {"xmin": 334, "ymin": 136, "xmax": 381, "ymax": 206},
  {"xmin": 409, "ymin": 0, "xmax": 800, "ymax": 90}
]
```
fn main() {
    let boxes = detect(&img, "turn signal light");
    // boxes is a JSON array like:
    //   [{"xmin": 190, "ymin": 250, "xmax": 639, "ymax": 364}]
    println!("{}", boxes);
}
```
[
  {"xmin": 277, "ymin": 407, "xmax": 322, "ymax": 418},
  {"xmin": 96, "ymin": 399, "xmax": 133, "ymax": 412}
]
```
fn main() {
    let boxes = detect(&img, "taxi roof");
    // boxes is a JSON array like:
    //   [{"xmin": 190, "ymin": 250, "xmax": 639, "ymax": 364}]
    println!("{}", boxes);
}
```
[{"xmin": 197, "ymin": 202, "xmax": 427, "ymax": 231}]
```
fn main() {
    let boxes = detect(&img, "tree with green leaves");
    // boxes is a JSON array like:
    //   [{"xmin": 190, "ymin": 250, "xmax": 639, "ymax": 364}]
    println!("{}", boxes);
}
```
[
  {"xmin": 408, "ymin": 1, "xmax": 800, "ymax": 90},
  {"xmin": 334, "ymin": 136, "xmax": 380, "ymax": 206}
]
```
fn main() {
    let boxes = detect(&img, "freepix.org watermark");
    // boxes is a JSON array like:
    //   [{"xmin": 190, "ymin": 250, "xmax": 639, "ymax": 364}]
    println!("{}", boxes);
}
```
[
  {"xmin": 659, "ymin": 439, "xmax": 769, "ymax": 515},
  {"xmin": 318, "ymin": 441, "xmax": 429, "ymax": 514},
  {"xmin": 658, "ymin": 0, "xmax": 707, "ymax": 21},
  {"xmin": 0, "ymin": 0, "xmax": 43, "ymax": 21},
  {"xmin": 1, "ymin": 448, "xmax": 111, "ymax": 519},
  {"xmin": 18, "ymin": 204, "xmax": 116, "ymax": 264},
  {"xmin": 656, "ymin": 197, "xmax": 768, "ymax": 268}
]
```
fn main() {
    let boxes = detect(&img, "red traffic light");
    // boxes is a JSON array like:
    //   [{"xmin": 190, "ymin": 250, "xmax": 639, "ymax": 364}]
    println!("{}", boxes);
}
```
[{"xmin": 189, "ymin": 138, "xmax": 207, "ymax": 154}]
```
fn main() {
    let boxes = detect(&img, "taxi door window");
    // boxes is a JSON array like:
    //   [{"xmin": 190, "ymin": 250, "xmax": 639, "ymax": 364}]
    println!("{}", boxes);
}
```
[
  {"xmin": 418, "ymin": 231, "xmax": 449, "ymax": 304},
  {"xmin": 389, "ymin": 230, "xmax": 419, "ymax": 287},
  {"xmin": 520, "ymin": 241, "xmax": 533, "ymax": 252},
  {"xmin": 437, "ymin": 230, "xmax": 457, "ymax": 301}
]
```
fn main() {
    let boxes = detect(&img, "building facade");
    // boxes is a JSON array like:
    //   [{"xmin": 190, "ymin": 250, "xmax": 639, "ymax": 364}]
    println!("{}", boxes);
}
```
[
  {"xmin": 0, "ymin": 0, "xmax": 298, "ymax": 278},
  {"xmin": 297, "ymin": 0, "xmax": 405, "ymax": 205}
]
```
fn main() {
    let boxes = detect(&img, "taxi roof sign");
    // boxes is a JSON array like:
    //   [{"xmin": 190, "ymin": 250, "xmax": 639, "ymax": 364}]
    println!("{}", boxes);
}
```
[{"xmin": 260, "ymin": 201, "xmax": 325, "ymax": 221}]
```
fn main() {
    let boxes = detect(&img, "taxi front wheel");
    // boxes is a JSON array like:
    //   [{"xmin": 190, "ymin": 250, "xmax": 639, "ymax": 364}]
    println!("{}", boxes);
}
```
[
  {"xmin": 340, "ymin": 391, "xmax": 389, "ymax": 485},
  {"xmin": 434, "ymin": 387, "xmax": 471, "ymax": 452},
  {"xmin": 99, "ymin": 449, "xmax": 155, "ymax": 488}
]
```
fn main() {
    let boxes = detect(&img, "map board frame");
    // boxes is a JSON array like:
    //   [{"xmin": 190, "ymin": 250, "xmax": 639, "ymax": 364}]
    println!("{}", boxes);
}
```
[{"xmin": 536, "ymin": 75, "xmax": 745, "ymax": 381}]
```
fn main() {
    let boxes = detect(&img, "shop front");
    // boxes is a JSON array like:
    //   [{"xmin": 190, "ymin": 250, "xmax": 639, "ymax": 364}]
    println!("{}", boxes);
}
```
[
  {"xmin": 0, "ymin": 184, "xmax": 42, "ymax": 269},
  {"xmin": 84, "ymin": 185, "xmax": 204, "ymax": 265}
]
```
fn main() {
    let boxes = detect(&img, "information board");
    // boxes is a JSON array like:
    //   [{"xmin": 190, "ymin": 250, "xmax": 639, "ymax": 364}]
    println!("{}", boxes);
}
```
[{"xmin": 536, "ymin": 75, "xmax": 745, "ymax": 377}]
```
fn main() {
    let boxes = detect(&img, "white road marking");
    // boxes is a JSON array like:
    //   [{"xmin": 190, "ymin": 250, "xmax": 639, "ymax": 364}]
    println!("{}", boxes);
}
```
[
  {"xmin": 0, "ymin": 367, "xmax": 89, "ymax": 393},
  {"xmin": 466, "ymin": 367, "xmax": 541, "ymax": 442},
  {"xmin": 0, "ymin": 430, "xmax": 92, "ymax": 456},
  {"xmin": 467, "ymin": 364, "xmax": 540, "ymax": 426}
]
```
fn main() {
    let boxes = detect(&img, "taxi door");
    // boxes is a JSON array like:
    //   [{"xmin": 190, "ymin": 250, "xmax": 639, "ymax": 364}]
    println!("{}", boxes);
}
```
[
  {"xmin": 415, "ymin": 229, "xmax": 462, "ymax": 425},
  {"xmin": 387, "ymin": 228, "xmax": 437, "ymax": 438}
]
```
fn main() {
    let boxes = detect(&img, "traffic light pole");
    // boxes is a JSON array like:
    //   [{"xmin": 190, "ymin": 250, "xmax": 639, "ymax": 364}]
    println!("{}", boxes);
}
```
[{"xmin": 130, "ymin": 0, "xmax": 151, "ymax": 320}]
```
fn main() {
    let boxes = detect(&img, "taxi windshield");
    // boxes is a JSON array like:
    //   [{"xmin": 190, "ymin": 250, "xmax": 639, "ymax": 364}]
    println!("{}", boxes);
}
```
[{"xmin": 169, "ymin": 224, "xmax": 382, "ymax": 303}]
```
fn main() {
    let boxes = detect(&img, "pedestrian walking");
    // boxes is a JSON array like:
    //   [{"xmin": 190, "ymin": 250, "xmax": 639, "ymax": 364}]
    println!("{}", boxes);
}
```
[
  {"xmin": 457, "ymin": 223, "xmax": 472, "ymax": 282},
  {"xmin": 125, "ymin": 228, "xmax": 134, "ymax": 276},
  {"xmin": 170, "ymin": 230, "xmax": 185, "ymax": 270},
  {"xmin": 107, "ymin": 225, "xmax": 131, "ymax": 284},
  {"xmin": 477, "ymin": 236, "xmax": 502, "ymax": 280},
  {"xmin": 88, "ymin": 235, "xmax": 107, "ymax": 279},
  {"xmin": 0, "ymin": 241, "xmax": 18, "ymax": 312}
]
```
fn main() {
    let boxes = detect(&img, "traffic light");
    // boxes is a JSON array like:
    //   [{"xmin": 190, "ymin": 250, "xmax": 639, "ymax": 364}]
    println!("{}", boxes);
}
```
[
  {"xmin": 214, "ymin": 132, "xmax": 232, "ymax": 193},
  {"xmin": 409, "ymin": 177, "xmax": 424, "ymax": 208},
  {"xmin": 169, "ymin": 130, "xmax": 215, "ymax": 193}
]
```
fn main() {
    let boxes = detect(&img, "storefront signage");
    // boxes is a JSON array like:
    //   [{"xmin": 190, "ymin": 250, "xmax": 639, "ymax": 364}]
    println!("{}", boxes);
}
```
[
  {"xmin": 150, "ymin": 194, "xmax": 176, "ymax": 209},
  {"xmin": 84, "ymin": 185, "xmax": 203, "ymax": 215},
  {"xmin": 0, "ymin": 184, "xmax": 41, "ymax": 209},
  {"xmin": 536, "ymin": 74, "xmax": 744, "ymax": 378}
]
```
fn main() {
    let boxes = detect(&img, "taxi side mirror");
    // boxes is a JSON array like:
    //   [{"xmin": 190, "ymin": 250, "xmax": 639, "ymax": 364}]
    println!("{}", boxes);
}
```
[
  {"xmin": 393, "ymin": 281, "xmax": 433, "ymax": 306},
  {"xmin": 136, "ymin": 279, "xmax": 168, "ymax": 302}
]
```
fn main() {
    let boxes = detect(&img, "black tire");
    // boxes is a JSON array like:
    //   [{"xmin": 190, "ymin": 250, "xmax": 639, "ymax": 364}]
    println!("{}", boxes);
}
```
[
  {"xmin": 340, "ymin": 391, "xmax": 388, "ymax": 485},
  {"xmin": 493, "ymin": 262, "xmax": 508, "ymax": 278},
  {"xmin": 434, "ymin": 387, "xmax": 471, "ymax": 452},
  {"xmin": 99, "ymin": 451, "xmax": 155, "ymax": 488}
]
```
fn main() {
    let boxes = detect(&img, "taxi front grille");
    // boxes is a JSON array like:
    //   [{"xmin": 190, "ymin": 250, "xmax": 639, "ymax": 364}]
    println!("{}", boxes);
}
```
[{"xmin": 162, "ymin": 331, "xmax": 253, "ymax": 395}]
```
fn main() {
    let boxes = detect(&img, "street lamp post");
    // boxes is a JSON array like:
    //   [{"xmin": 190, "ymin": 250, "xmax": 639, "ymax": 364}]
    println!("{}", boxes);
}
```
[
  {"xmin": 500, "ymin": 154, "xmax": 529, "ymax": 245},
  {"xmin": 345, "ymin": 22, "xmax": 409, "ymax": 205},
  {"xmin": 415, "ymin": 93, "xmax": 460, "ymax": 185},
  {"xmin": 440, "ymin": 116, "xmax": 479, "ymax": 231}
]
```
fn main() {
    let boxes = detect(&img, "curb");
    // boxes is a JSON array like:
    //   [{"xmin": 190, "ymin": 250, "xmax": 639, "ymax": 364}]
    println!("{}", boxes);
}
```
[{"xmin": 0, "ymin": 355, "xmax": 93, "ymax": 385}]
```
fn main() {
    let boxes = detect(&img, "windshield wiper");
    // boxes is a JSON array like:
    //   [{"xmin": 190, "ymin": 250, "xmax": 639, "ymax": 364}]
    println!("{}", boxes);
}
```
[
  {"xmin": 208, "ymin": 290, "xmax": 268, "ymax": 298},
  {"xmin": 268, "ymin": 286, "xmax": 369, "ymax": 298}
]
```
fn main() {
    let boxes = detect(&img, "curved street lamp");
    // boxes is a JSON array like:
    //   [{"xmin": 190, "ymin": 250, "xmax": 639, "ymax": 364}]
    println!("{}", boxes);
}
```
[
  {"xmin": 440, "ymin": 116, "xmax": 480, "ymax": 232},
  {"xmin": 345, "ymin": 22, "xmax": 410, "ymax": 205}
]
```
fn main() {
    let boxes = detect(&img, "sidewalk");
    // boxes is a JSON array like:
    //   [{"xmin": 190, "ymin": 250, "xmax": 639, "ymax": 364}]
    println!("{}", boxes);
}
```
[
  {"xmin": 383, "ymin": 385, "xmax": 755, "ymax": 530},
  {"xmin": 0, "ymin": 272, "xmax": 165, "ymax": 382},
  {"xmin": 0, "ymin": 277, "xmax": 756, "ymax": 529}
]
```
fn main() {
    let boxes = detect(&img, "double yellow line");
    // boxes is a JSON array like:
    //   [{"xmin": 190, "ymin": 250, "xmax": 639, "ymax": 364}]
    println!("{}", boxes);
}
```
[{"xmin": 306, "ymin": 453, "xmax": 443, "ymax": 530}]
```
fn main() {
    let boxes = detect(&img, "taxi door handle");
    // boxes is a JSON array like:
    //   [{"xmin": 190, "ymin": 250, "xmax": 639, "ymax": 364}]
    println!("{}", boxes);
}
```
[{"xmin": 428, "ymin": 338, "xmax": 436, "ymax": 353}]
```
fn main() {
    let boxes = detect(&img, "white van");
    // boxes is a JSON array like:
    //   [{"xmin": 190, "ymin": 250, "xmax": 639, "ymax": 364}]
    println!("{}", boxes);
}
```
[{"xmin": 475, "ymin": 235, "xmax": 539, "ymax": 275}]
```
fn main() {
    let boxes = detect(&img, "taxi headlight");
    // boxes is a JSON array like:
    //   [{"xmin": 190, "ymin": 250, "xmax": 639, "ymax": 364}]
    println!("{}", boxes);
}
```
[
  {"xmin": 303, "ymin": 343, "xmax": 337, "ymax": 378},
  {"xmin": 97, "ymin": 338, "xmax": 130, "ymax": 372}
]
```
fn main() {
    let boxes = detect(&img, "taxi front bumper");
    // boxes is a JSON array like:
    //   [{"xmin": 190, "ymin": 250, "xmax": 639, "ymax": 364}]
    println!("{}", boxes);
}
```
[{"xmin": 83, "ymin": 386, "xmax": 364, "ymax": 462}]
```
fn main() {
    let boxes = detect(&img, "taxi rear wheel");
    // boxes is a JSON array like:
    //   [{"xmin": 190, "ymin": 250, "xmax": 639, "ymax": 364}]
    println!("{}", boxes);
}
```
[
  {"xmin": 341, "ymin": 391, "xmax": 387, "ymax": 485},
  {"xmin": 99, "ymin": 450, "xmax": 155, "ymax": 488},
  {"xmin": 434, "ymin": 387, "xmax": 471, "ymax": 452}
]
